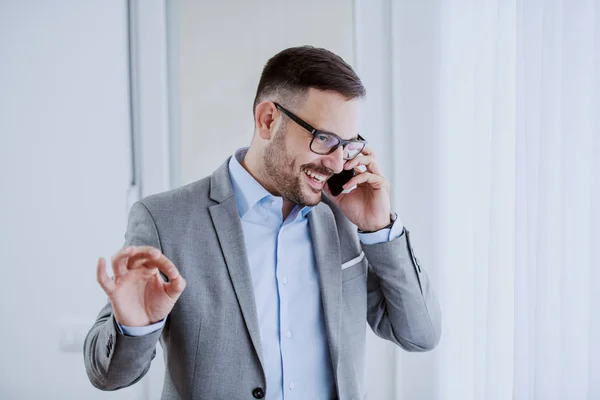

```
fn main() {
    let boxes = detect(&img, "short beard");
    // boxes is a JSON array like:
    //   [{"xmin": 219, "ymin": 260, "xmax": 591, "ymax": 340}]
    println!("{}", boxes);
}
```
[{"xmin": 263, "ymin": 124, "xmax": 329, "ymax": 206}]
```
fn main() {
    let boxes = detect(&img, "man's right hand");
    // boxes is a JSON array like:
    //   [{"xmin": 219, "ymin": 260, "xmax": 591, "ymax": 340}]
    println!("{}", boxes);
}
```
[{"xmin": 96, "ymin": 246, "xmax": 186, "ymax": 327}]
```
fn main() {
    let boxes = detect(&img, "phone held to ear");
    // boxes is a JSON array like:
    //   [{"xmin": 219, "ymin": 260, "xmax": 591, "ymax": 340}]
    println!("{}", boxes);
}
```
[
  {"xmin": 327, "ymin": 168, "xmax": 355, "ymax": 196},
  {"xmin": 327, "ymin": 135, "xmax": 367, "ymax": 196}
]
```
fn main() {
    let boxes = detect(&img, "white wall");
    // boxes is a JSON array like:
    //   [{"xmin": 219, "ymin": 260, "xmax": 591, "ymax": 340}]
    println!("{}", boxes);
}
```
[
  {"xmin": 0, "ymin": 1, "xmax": 146, "ymax": 398},
  {"xmin": 168, "ymin": 1, "xmax": 395, "ymax": 399},
  {"xmin": 357, "ymin": 1, "xmax": 444, "ymax": 398},
  {"xmin": 171, "ymin": 0, "xmax": 355, "ymax": 186}
]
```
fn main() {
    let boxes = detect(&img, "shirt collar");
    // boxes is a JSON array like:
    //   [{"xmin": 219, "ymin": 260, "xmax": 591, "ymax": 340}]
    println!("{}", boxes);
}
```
[{"xmin": 228, "ymin": 148, "xmax": 314, "ymax": 220}]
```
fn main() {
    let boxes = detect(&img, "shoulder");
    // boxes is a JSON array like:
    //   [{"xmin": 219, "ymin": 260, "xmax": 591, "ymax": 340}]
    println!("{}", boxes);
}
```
[{"xmin": 138, "ymin": 176, "xmax": 214, "ymax": 217}]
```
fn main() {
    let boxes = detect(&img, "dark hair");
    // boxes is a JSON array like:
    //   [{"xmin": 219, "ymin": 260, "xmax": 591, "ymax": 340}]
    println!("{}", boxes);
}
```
[{"xmin": 253, "ymin": 46, "xmax": 366, "ymax": 115}]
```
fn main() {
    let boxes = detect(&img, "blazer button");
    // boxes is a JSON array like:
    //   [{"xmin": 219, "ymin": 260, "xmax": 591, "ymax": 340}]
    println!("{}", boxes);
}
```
[{"xmin": 252, "ymin": 387, "xmax": 265, "ymax": 399}]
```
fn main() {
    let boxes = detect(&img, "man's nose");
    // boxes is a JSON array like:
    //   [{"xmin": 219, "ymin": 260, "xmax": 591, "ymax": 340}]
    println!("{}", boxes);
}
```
[{"xmin": 322, "ymin": 146, "xmax": 345, "ymax": 174}]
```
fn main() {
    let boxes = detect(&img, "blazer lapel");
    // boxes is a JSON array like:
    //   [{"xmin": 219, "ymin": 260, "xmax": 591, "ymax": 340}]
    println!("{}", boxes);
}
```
[
  {"xmin": 308, "ymin": 203, "xmax": 342, "ymax": 380},
  {"xmin": 208, "ymin": 159, "xmax": 264, "ymax": 371}
]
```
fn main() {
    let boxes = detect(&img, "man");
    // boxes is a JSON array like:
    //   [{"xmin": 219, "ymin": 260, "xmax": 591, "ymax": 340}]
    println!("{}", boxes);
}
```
[{"xmin": 84, "ymin": 46, "xmax": 441, "ymax": 400}]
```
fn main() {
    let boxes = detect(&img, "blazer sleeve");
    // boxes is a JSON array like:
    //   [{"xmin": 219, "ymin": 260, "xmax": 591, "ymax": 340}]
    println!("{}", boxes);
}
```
[
  {"xmin": 363, "ymin": 228, "xmax": 442, "ymax": 351},
  {"xmin": 83, "ymin": 201, "xmax": 165, "ymax": 390}
]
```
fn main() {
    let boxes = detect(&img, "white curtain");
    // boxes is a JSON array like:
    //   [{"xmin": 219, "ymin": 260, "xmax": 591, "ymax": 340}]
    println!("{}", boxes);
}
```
[{"xmin": 387, "ymin": 0, "xmax": 599, "ymax": 399}]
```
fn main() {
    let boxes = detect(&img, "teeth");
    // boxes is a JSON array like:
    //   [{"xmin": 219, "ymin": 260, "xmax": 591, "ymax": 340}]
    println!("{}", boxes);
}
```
[{"xmin": 303, "ymin": 169, "xmax": 326, "ymax": 182}]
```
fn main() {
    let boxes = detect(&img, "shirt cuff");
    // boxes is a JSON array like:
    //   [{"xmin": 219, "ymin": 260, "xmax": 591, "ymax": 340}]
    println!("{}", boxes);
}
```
[
  {"xmin": 358, "ymin": 214, "xmax": 404, "ymax": 245},
  {"xmin": 117, "ymin": 319, "xmax": 166, "ymax": 337}
]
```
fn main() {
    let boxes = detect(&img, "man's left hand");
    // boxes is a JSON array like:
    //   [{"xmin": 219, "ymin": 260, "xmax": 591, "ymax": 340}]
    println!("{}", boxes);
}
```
[{"xmin": 323, "ymin": 145, "xmax": 392, "ymax": 232}]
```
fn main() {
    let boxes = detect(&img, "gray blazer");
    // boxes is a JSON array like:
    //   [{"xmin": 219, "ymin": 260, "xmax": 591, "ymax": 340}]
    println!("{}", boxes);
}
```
[{"xmin": 83, "ymin": 158, "xmax": 441, "ymax": 399}]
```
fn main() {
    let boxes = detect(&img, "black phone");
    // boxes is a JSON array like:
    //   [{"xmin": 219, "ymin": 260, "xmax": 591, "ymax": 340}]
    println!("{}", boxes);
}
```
[{"xmin": 327, "ymin": 168, "xmax": 355, "ymax": 196}]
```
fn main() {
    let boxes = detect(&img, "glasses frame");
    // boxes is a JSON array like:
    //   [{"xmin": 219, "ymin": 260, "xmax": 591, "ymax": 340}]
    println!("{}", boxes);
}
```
[{"xmin": 274, "ymin": 102, "xmax": 366, "ymax": 160}]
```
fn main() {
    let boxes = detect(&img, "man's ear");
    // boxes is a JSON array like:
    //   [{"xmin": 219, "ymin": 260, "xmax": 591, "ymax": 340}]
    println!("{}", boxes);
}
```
[{"xmin": 254, "ymin": 101, "xmax": 277, "ymax": 140}]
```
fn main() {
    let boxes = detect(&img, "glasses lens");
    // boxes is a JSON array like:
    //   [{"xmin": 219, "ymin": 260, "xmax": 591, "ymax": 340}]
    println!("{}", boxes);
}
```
[
  {"xmin": 311, "ymin": 132, "xmax": 340, "ymax": 154},
  {"xmin": 344, "ymin": 141, "xmax": 365, "ymax": 159}
]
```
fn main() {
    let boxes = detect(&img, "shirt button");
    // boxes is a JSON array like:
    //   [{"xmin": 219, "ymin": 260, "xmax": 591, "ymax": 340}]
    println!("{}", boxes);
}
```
[
  {"xmin": 289, "ymin": 382, "xmax": 295, "ymax": 390},
  {"xmin": 285, "ymin": 331, "xmax": 292, "ymax": 338},
  {"xmin": 282, "ymin": 278, "xmax": 288, "ymax": 284}
]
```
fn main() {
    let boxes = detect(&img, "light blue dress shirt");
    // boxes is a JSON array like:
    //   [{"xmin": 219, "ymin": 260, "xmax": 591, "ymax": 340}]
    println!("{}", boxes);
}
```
[{"xmin": 118, "ymin": 148, "xmax": 404, "ymax": 399}]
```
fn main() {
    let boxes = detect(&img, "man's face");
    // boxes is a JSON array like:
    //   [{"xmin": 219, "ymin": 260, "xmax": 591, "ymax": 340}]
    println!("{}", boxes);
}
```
[{"xmin": 263, "ymin": 89, "xmax": 360, "ymax": 206}]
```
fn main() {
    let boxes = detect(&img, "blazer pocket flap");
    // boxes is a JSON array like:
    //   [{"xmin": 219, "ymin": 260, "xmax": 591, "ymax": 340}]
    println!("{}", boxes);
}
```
[{"xmin": 342, "ymin": 251, "xmax": 365, "ymax": 270}]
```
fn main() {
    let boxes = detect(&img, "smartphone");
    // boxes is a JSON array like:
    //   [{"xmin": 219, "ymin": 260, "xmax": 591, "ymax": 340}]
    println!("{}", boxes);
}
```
[{"xmin": 327, "ymin": 168, "xmax": 355, "ymax": 196}]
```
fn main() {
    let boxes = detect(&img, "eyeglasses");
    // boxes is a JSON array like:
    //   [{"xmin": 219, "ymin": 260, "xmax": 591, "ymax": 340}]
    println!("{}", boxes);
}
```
[{"xmin": 274, "ymin": 102, "xmax": 367, "ymax": 160}]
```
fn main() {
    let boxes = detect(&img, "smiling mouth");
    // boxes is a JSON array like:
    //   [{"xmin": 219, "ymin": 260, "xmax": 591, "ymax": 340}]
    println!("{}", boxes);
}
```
[{"xmin": 302, "ymin": 167, "xmax": 329, "ymax": 184}]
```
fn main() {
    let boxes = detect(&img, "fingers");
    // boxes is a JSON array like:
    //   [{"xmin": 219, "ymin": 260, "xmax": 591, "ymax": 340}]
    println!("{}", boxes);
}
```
[
  {"xmin": 344, "ymin": 144, "xmax": 383, "ymax": 176},
  {"xmin": 126, "ymin": 252, "xmax": 162, "ymax": 271},
  {"xmin": 96, "ymin": 257, "xmax": 115, "ymax": 296},
  {"xmin": 341, "ymin": 142, "xmax": 387, "ymax": 191},
  {"xmin": 164, "ymin": 274, "xmax": 187, "ymax": 300},
  {"xmin": 127, "ymin": 246, "xmax": 181, "ymax": 281},
  {"xmin": 360, "ymin": 144, "xmax": 376, "ymax": 157},
  {"xmin": 105, "ymin": 246, "xmax": 185, "ymax": 299},
  {"xmin": 344, "ymin": 155, "xmax": 382, "ymax": 176},
  {"xmin": 343, "ymin": 171, "xmax": 390, "ymax": 192},
  {"xmin": 109, "ymin": 245, "xmax": 181, "ymax": 282},
  {"xmin": 111, "ymin": 246, "xmax": 133, "ymax": 276}
]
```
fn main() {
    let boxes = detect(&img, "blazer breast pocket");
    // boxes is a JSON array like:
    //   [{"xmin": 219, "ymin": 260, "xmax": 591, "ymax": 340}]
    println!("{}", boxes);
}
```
[{"xmin": 341, "ymin": 251, "xmax": 367, "ymax": 282}]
